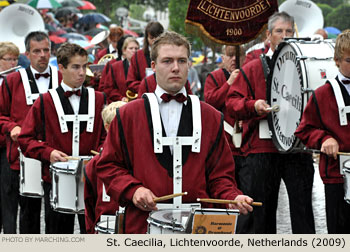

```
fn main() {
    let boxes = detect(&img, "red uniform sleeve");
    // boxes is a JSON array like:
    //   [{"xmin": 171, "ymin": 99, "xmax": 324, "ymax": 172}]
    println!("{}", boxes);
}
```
[
  {"xmin": 104, "ymin": 62, "xmax": 124, "ymax": 102},
  {"xmin": 225, "ymin": 61, "xmax": 261, "ymax": 120},
  {"xmin": 205, "ymin": 114, "xmax": 242, "ymax": 201},
  {"xmin": 204, "ymin": 71, "xmax": 230, "ymax": 110},
  {"xmin": 96, "ymin": 117, "xmax": 142, "ymax": 207},
  {"xmin": 17, "ymin": 97, "xmax": 55, "ymax": 162},
  {"xmin": 126, "ymin": 51, "xmax": 142, "ymax": 93},
  {"xmin": 295, "ymin": 92, "xmax": 333, "ymax": 149},
  {"xmin": 0, "ymin": 75, "xmax": 20, "ymax": 135}
]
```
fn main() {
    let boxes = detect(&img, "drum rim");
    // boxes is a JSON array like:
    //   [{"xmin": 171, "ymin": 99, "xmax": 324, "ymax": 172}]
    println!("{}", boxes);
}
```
[{"xmin": 266, "ymin": 41, "xmax": 304, "ymax": 152}]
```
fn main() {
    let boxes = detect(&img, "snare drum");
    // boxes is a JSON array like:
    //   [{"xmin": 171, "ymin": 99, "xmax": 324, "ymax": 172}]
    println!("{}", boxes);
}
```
[
  {"xmin": 267, "ymin": 40, "xmax": 338, "ymax": 152},
  {"xmin": 50, "ymin": 160, "xmax": 86, "ymax": 214},
  {"xmin": 19, "ymin": 148, "xmax": 44, "ymax": 198},
  {"xmin": 95, "ymin": 216, "xmax": 116, "ymax": 234},
  {"xmin": 147, "ymin": 209, "xmax": 191, "ymax": 234},
  {"xmin": 342, "ymin": 160, "xmax": 350, "ymax": 204}
]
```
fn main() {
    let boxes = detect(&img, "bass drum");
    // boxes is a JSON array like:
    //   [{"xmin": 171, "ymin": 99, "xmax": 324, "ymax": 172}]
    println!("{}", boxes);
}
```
[{"xmin": 267, "ymin": 39, "xmax": 338, "ymax": 152}]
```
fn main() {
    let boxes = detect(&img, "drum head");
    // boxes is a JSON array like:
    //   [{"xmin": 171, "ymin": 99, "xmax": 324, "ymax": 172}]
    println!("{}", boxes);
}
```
[
  {"xmin": 149, "ymin": 209, "xmax": 190, "ymax": 228},
  {"xmin": 96, "ymin": 220, "xmax": 115, "ymax": 234},
  {"xmin": 267, "ymin": 41, "xmax": 303, "ymax": 152},
  {"xmin": 50, "ymin": 161, "xmax": 78, "ymax": 172}
]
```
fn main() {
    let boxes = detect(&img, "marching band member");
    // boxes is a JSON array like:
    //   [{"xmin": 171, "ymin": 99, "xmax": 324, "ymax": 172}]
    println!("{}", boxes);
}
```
[
  {"xmin": 125, "ymin": 21, "xmax": 164, "ymax": 94},
  {"xmin": 225, "ymin": 12, "xmax": 315, "ymax": 234},
  {"xmin": 84, "ymin": 101, "xmax": 126, "ymax": 234},
  {"xmin": 96, "ymin": 31, "xmax": 253, "ymax": 234},
  {"xmin": 295, "ymin": 31, "xmax": 350, "ymax": 233},
  {"xmin": 204, "ymin": 45, "xmax": 244, "ymax": 188},
  {"xmin": 0, "ymin": 32, "xmax": 62, "ymax": 234},
  {"xmin": 95, "ymin": 24, "xmax": 124, "ymax": 62},
  {"xmin": 18, "ymin": 43, "xmax": 106, "ymax": 234},
  {"xmin": 103, "ymin": 37, "xmax": 139, "ymax": 103},
  {"xmin": 0, "ymin": 41, "xmax": 20, "ymax": 234}
]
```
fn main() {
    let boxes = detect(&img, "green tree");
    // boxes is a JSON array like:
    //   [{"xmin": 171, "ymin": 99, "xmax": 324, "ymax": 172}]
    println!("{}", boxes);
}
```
[
  {"xmin": 325, "ymin": 4, "xmax": 350, "ymax": 31},
  {"xmin": 168, "ymin": 0, "xmax": 203, "ymax": 51},
  {"xmin": 314, "ymin": 0, "xmax": 345, "ymax": 8},
  {"xmin": 129, "ymin": 4, "xmax": 147, "ymax": 21},
  {"xmin": 317, "ymin": 3, "xmax": 333, "ymax": 27}
]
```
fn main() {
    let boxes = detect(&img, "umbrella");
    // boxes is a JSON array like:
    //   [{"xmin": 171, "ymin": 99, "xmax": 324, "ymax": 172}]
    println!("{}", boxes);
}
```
[
  {"xmin": 55, "ymin": 6, "xmax": 80, "ymax": 19},
  {"xmin": 60, "ymin": 0, "xmax": 84, "ymax": 8},
  {"xmin": 60, "ymin": 32, "xmax": 87, "ymax": 41},
  {"xmin": 27, "ymin": 0, "xmax": 62, "ymax": 9},
  {"xmin": 69, "ymin": 39, "xmax": 93, "ymax": 49},
  {"xmin": 49, "ymin": 34, "xmax": 67, "ymax": 43},
  {"xmin": 83, "ymin": 27, "xmax": 105, "ymax": 37},
  {"xmin": 123, "ymin": 29, "xmax": 139, "ymax": 37},
  {"xmin": 0, "ymin": 0, "xmax": 16, "ymax": 7},
  {"xmin": 78, "ymin": 13, "xmax": 111, "ymax": 25},
  {"xmin": 77, "ymin": 0, "xmax": 95, "ymax": 10},
  {"xmin": 324, "ymin": 26, "xmax": 341, "ymax": 39}
]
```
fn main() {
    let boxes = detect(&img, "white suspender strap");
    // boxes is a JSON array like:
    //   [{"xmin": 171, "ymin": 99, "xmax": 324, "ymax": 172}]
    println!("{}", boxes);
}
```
[
  {"xmin": 189, "ymin": 95, "xmax": 201, "ymax": 153},
  {"xmin": 50, "ymin": 66, "xmax": 59, "ymax": 89},
  {"xmin": 329, "ymin": 79, "xmax": 350, "ymax": 126},
  {"xmin": 144, "ymin": 93, "xmax": 163, "ymax": 153},
  {"xmin": 86, "ymin": 88, "xmax": 95, "ymax": 133},
  {"xmin": 19, "ymin": 68, "xmax": 37, "ymax": 105},
  {"xmin": 49, "ymin": 89, "xmax": 68, "ymax": 133}
]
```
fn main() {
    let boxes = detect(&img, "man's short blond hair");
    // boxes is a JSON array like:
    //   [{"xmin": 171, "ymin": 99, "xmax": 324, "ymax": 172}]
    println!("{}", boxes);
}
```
[
  {"xmin": 101, "ymin": 101, "xmax": 127, "ymax": 125},
  {"xmin": 151, "ymin": 31, "xmax": 191, "ymax": 62}
]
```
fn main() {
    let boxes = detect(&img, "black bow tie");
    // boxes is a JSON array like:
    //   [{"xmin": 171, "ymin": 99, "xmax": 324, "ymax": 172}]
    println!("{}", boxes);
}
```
[
  {"xmin": 160, "ymin": 93, "xmax": 187, "ymax": 103},
  {"xmin": 342, "ymin": 79, "xmax": 350, "ymax": 84},
  {"xmin": 35, "ymin": 72, "xmax": 50, "ymax": 79},
  {"xmin": 64, "ymin": 90, "xmax": 81, "ymax": 98}
]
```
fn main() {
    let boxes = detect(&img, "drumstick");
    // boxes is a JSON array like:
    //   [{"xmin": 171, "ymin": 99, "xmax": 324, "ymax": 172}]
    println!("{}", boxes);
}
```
[
  {"xmin": 91, "ymin": 150, "xmax": 99, "ymax": 156},
  {"xmin": 197, "ymin": 198, "xmax": 263, "ymax": 207},
  {"xmin": 65, "ymin": 156, "xmax": 80, "ymax": 160},
  {"xmin": 337, "ymin": 151, "xmax": 350, "ymax": 156},
  {"xmin": 266, "ymin": 104, "xmax": 280, "ymax": 112},
  {"xmin": 154, "ymin": 192, "xmax": 188, "ymax": 203},
  {"xmin": 308, "ymin": 149, "xmax": 350, "ymax": 156}
]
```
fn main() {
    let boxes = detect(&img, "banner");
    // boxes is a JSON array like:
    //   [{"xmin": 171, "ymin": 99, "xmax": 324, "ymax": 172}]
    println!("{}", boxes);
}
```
[{"xmin": 185, "ymin": 0, "xmax": 278, "ymax": 46}]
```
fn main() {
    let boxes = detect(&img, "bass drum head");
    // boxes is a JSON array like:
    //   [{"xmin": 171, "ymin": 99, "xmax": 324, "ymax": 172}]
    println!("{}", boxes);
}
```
[{"xmin": 267, "ymin": 41, "xmax": 303, "ymax": 152}]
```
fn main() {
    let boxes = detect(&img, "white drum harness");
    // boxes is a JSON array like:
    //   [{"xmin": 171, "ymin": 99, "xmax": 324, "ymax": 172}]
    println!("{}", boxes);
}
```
[
  {"xmin": 19, "ymin": 66, "xmax": 59, "ymax": 105},
  {"xmin": 49, "ymin": 88, "xmax": 95, "ymax": 157},
  {"xmin": 144, "ymin": 93, "xmax": 201, "ymax": 209}
]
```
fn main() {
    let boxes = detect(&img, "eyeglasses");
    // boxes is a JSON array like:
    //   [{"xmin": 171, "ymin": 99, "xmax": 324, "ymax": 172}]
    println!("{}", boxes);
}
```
[{"xmin": 0, "ymin": 57, "xmax": 18, "ymax": 62}]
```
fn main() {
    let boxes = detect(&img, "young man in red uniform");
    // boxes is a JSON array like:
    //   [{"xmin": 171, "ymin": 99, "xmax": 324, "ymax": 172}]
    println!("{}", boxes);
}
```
[
  {"xmin": 18, "ymin": 43, "xmax": 106, "ymax": 233},
  {"xmin": 295, "ymin": 31, "xmax": 350, "ymax": 233},
  {"xmin": 226, "ymin": 12, "xmax": 315, "ymax": 234},
  {"xmin": 96, "ymin": 31, "xmax": 254, "ymax": 234},
  {"xmin": 0, "ymin": 32, "xmax": 62, "ymax": 233}
]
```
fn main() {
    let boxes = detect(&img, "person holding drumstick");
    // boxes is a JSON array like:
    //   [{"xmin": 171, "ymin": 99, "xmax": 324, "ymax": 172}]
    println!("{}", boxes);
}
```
[
  {"xmin": 226, "ymin": 11, "xmax": 315, "ymax": 234},
  {"xmin": 18, "ymin": 43, "xmax": 106, "ymax": 234},
  {"xmin": 0, "ymin": 33, "xmax": 62, "ymax": 234},
  {"xmin": 96, "ymin": 31, "xmax": 254, "ymax": 234},
  {"xmin": 295, "ymin": 31, "xmax": 350, "ymax": 233}
]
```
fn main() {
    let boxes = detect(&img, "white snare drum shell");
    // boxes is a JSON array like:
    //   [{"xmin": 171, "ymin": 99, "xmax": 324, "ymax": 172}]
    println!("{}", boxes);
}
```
[
  {"xmin": 147, "ymin": 209, "xmax": 190, "ymax": 234},
  {"xmin": 50, "ymin": 161, "xmax": 85, "ymax": 214},
  {"xmin": 19, "ymin": 150, "xmax": 43, "ymax": 198}
]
